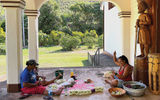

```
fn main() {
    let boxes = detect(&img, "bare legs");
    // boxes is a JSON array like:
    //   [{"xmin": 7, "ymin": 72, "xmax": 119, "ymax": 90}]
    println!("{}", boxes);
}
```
[
  {"xmin": 41, "ymin": 79, "xmax": 56, "ymax": 86},
  {"xmin": 105, "ymin": 76, "xmax": 118, "ymax": 87},
  {"xmin": 41, "ymin": 74, "xmax": 62, "ymax": 86},
  {"xmin": 42, "ymin": 75, "xmax": 64, "ymax": 96},
  {"xmin": 43, "ymin": 87, "xmax": 64, "ymax": 96}
]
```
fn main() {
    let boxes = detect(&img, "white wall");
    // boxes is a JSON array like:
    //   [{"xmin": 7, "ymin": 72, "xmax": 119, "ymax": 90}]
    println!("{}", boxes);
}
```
[
  {"xmin": 130, "ymin": 0, "xmax": 140, "ymax": 65},
  {"xmin": 104, "ymin": 6, "xmax": 122, "ymax": 57}
]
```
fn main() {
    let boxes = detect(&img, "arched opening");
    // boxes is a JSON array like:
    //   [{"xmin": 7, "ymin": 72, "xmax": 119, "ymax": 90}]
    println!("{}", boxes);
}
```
[
  {"xmin": 0, "ymin": 5, "xmax": 6, "ymax": 80},
  {"xmin": 103, "ymin": 1, "xmax": 123, "ymax": 57},
  {"xmin": 102, "ymin": 0, "xmax": 131, "ymax": 64},
  {"xmin": 107, "ymin": 1, "xmax": 122, "ymax": 11},
  {"xmin": 28, "ymin": 0, "xmax": 104, "ymax": 68}
]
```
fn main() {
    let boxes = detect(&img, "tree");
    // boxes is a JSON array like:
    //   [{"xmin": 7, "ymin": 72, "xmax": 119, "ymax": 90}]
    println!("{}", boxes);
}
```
[
  {"xmin": 83, "ymin": 30, "xmax": 98, "ymax": 48},
  {"xmin": 60, "ymin": 35, "xmax": 81, "ymax": 51},
  {"xmin": 98, "ymin": 34, "xmax": 103, "ymax": 48},
  {"xmin": 65, "ymin": 2, "xmax": 103, "ymax": 35},
  {"xmin": 50, "ymin": 30, "xmax": 65, "ymax": 45},
  {"xmin": 39, "ymin": 1, "xmax": 61, "ymax": 34},
  {"xmin": 0, "ymin": 6, "xmax": 5, "ymax": 26},
  {"xmin": 39, "ymin": 30, "xmax": 51, "ymax": 47},
  {"xmin": 0, "ymin": 9, "xmax": 28, "ymax": 45},
  {"xmin": 0, "ymin": 27, "xmax": 5, "ymax": 43},
  {"xmin": 23, "ymin": 15, "xmax": 28, "ymax": 46},
  {"xmin": 60, "ymin": 13, "xmax": 72, "ymax": 35},
  {"xmin": 0, "ymin": 6, "xmax": 5, "ymax": 31}
]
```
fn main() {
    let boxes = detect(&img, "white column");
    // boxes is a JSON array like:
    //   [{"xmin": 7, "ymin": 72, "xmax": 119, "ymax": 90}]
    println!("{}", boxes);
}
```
[
  {"xmin": 25, "ymin": 10, "xmax": 39, "ymax": 62},
  {"xmin": 101, "ymin": 2, "xmax": 108, "ymax": 51},
  {"xmin": 0, "ymin": 0, "xmax": 25, "ymax": 92},
  {"xmin": 119, "ymin": 11, "xmax": 131, "ymax": 62}
]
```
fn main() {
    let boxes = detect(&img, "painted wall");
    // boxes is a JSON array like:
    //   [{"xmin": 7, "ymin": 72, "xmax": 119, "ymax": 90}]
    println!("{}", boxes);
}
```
[
  {"xmin": 104, "ymin": 6, "xmax": 123, "ymax": 57},
  {"xmin": 103, "ymin": 0, "xmax": 140, "ymax": 65},
  {"xmin": 121, "ymin": 17, "xmax": 131, "ymax": 62}
]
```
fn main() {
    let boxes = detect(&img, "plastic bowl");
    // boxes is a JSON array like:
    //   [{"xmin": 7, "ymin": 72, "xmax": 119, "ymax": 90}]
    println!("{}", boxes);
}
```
[
  {"xmin": 108, "ymin": 88, "xmax": 126, "ymax": 97},
  {"xmin": 123, "ymin": 81, "xmax": 147, "ymax": 97}
]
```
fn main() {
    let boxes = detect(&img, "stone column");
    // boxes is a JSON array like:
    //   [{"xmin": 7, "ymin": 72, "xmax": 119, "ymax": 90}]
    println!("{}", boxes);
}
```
[
  {"xmin": 100, "ymin": 2, "xmax": 108, "ymax": 51},
  {"xmin": 118, "ymin": 11, "xmax": 131, "ymax": 61},
  {"xmin": 0, "ymin": 0, "xmax": 25, "ymax": 92},
  {"xmin": 25, "ymin": 10, "xmax": 39, "ymax": 62}
]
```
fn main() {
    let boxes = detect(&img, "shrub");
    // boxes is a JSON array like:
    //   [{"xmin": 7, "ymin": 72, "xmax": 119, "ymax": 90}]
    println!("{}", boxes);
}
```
[
  {"xmin": 84, "ymin": 30, "xmax": 98, "ymax": 38},
  {"xmin": 98, "ymin": 34, "xmax": 103, "ymax": 48},
  {"xmin": 0, "ymin": 44, "xmax": 6, "ymax": 55},
  {"xmin": 83, "ymin": 30, "xmax": 98, "ymax": 48},
  {"xmin": 72, "ymin": 31, "xmax": 84, "ymax": 43},
  {"xmin": 47, "ymin": 36, "xmax": 53, "ymax": 46},
  {"xmin": 0, "ymin": 27, "xmax": 5, "ymax": 43},
  {"xmin": 39, "ymin": 31, "xmax": 52, "ymax": 47},
  {"xmin": 61, "ymin": 26, "xmax": 72, "ymax": 35},
  {"xmin": 50, "ymin": 30, "xmax": 65, "ymax": 45},
  {"xmin": 83, "ymin": 37, "xmax": 97, "ymax": 49},
  {"xmin": 60, "ymin": 35, "xmax": 81, "ymax": 51}
]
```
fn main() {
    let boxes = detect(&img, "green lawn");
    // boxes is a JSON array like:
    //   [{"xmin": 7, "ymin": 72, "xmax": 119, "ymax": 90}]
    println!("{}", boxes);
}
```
[{"xmin": 0, "ymin": 46, "xmax": 95, "ymax": 75}]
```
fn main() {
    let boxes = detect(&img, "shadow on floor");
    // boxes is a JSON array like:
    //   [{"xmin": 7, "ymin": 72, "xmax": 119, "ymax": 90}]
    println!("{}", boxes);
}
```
[
  {"xmin": 82, "ymin": 60, "xmax": 91, "ymax": 66},
  {"xmin": 48, "ymin": 49, "xmax": 64, "ymax": 53},
  {"xmin": 1, "ymin": 67, "xmax": 160, "ymax": 100},
  {"xmin": 0, "ymin": 80, "xmax": 6, "ymax": 88},
  {"xmin": 99, "ymin": 53, "xmax": 118, "ymax": 67}
]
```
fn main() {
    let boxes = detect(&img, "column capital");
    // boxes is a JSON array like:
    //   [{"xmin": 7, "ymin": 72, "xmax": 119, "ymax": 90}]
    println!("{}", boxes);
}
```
[
  {"xmin": 118, "ymin": 11, "xmax": 131, "ymax": 18},
  {"xmin": 0, "ymin": 0, "xmax": 25, "ymax": 9},
  {"xmin": 25, "ymin": 9, "xmax": 40, "ymax": 17}
]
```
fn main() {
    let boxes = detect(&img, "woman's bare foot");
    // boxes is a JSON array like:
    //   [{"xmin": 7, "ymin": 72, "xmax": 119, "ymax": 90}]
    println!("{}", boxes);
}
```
[
  {"xmin": 53, "ymin": 87, "xmax": 64, "ymax": 96},
  {"xmin": 105, "ymin": 79, "xmax": 115, "ymax": 87},
  {"xmin": 41, "ymin": 81, "xmax": 47, "ymax": 86}
]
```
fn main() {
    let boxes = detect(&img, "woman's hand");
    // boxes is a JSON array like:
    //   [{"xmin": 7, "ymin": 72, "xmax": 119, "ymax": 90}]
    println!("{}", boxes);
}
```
[
  {"xmin": 112, "ymin": 70, "xmax": 115, "ymax": 75},
  {"xmin": 113, "ymin": 51, "xmax": 120, "ymax": 66},
  {"xmin": 35, "ymin": 81, "xmax": 41, "ymax": 86},
  {"xmin": 42, "ymin": 76, "xmax": 46, "ymax": 80},
  {"xmin": 40, "ymin": 80, "xmax": 46, "ymax": 86},
  {"xmin": 56, "ymin": 73, "xmax": 62, "ymax": 79}
]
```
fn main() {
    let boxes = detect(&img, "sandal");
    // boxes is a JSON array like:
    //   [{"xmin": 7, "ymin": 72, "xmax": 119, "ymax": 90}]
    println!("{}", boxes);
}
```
[
  {"xmin": 43, "ymin": 96, "xmax": 54, "ymax": 100},
  {"xmin": 19, "ymin": 94, "xmax": 32, "ymax": 99}
]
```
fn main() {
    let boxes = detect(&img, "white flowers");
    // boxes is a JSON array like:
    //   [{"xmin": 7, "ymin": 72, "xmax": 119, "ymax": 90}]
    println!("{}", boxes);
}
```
[{"xmin": 69, "ymin": 86, "xmax": 104, "ymax": 96}]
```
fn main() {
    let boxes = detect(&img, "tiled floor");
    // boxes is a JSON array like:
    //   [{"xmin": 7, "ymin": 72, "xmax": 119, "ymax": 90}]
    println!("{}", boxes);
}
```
[{"xmin": 0, "ymin": 67, "xmax": 160, "ymax": 100}]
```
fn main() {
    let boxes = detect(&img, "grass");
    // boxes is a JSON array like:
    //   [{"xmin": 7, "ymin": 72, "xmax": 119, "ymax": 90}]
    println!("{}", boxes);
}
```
[{"xmin": 0, "ymin": 46, "xmax": 96, "ymax": 76}]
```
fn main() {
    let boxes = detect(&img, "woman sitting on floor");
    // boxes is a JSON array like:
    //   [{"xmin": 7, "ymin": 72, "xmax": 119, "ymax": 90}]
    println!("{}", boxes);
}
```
[
  {"xmin": 105, "ymin": 51, "xmax": 133, "ymax": 88},
  {"xmin": 20, "ymin": 59, "xmax": 64, "ymax": 96}
]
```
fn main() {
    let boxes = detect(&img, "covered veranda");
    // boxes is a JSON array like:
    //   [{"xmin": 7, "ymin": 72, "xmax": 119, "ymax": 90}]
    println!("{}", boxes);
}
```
[
  {"xmin": 0, "ymin": 0, "xmax": 160, "ymax": 100},
  {"xmin": 0, "ymin": 0, "xmax": 133, "ymax": 93},
  {"xmin": 1, "ymin": 67, "xmax": 160, "ymax": 100}
]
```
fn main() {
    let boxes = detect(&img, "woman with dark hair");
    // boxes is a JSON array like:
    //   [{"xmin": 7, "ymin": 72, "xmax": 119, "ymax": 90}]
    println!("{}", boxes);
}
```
[
  {"xmin": 20, "ymin": 59, "xmax": 64, "ymax": 96},
  {"xmin": 105, "ymin": 51, "xmax": 133, "ymax": 88}
]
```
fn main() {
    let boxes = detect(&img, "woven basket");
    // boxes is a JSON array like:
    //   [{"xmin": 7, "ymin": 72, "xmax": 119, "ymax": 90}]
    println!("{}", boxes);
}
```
[{"xmin": 108, "ymin": 88, "xmax": 126, "ymax": 97}]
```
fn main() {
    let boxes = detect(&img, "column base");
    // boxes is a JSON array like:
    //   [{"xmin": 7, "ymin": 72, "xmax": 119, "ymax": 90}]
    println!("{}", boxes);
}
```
[{"xmin": 7, "ymin": 84, "xmax": 21, "ymax": 93}]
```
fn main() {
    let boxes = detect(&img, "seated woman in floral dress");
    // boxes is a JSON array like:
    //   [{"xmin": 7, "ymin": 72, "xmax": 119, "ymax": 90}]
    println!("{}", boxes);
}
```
[{"xmin": 105, "ymin": 51, "xmax": 133, "ymax": 88}]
